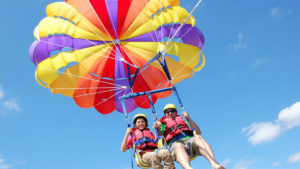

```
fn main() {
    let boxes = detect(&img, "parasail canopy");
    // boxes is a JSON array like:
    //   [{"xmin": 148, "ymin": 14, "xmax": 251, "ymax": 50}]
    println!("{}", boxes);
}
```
[{"xmin": 29, "ymin": 0, "xmax": 205, "ymax": 114}]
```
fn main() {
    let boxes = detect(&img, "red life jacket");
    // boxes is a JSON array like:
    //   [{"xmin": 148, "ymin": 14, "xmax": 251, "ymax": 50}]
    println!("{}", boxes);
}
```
[
  {"xmin": 161, "ymin": 115, "xmax": 193, "ymax": 145},
  {"xmin": 131, "ymin": 128, "xmax": 158, "ymax": 151}
]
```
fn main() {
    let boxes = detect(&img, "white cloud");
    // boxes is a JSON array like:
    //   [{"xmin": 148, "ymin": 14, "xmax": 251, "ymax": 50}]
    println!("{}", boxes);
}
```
[
  {"xmin": 0, "ymin": 85, "xmax": 21, "ymax": 116},
  {"xmin": 0, "ymin": 155, "xmax": 10, "ymax": 169},
  {"xmin": 272, "ymin": 161, "xmax": 280, "ymax": 167},
  {"xmin": 243, "ymin": 101, "xmax": 300, "ymax": 145},
  {"xmin": 229, "ymin": 33, "xmax": 247, "ymax": 51},
  {"xmin": 221, "ymin": 158, "xmax": 231, "ymax": 166},
  {"xmin": 251, "ymin": 58, "xmax": 270, "ymax": 68},
  {"xmin": 270, "ymin": 7, "xmax": 292, "ymax": 18},
  {"xmin": 276, "ymin": 102, "xmax": 300, "ymax": 129},
  {"xmin": 0, "ymin": 86, "xmax": 4, "ymax": 99},
  {"xmin": 242, "ymin": 122, "xmax": 281, "ymax": 145},
  {"xmin": 3, "ymin": 99, "xmax": 20, "ymax": 112},
  {"xmin": 233, "ymin": 158, "xmax": 257, "ymax": 169},
  {"xmin": 288, "ymin": 152, "xmax": 300, "ymax": 163},
  {"xmin": 270, "ymin": 7, "xmax": 282, "ymax": 17},
  {"xmin": 0, "ymin": 164, "xmax": 9, "ymax": 169}
]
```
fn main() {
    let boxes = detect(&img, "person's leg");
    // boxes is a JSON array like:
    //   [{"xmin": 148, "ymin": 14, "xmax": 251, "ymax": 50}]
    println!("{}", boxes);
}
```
[
  {"xmin": 197, "ymin": 135, "xmax": 215, "ymax": 158},
  {"xmin": 193, "ymin": 135, "xmax": 225, "ymax": 169},
  {"xmin": 174, "ymin": 142, "xmax": 193, "ymax": 169},
  {"xmin": 142, "ymin": 151, "xmax": 163, "ymax": 169},
  {"xmin": 156, "ymin": 149, "xmax": 175, "ymax": 169}
]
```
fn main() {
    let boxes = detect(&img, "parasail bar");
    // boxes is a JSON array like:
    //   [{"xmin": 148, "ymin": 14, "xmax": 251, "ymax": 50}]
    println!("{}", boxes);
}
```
[{"xmin": 120, "ymin": 87, "xmax": 174, "ymax": 100}]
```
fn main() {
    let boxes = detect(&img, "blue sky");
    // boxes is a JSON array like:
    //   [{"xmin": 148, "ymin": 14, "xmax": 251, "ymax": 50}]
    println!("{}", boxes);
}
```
[{"xmin": 1, "ymin": 0, "xmax": 300, "ymax": 169}]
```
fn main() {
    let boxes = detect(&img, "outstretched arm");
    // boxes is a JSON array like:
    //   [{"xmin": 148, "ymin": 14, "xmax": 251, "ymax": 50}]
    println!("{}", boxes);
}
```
[
  {"xmin": 120, "ymin": 128, "xmax": 132, "ymax": 152},
  {"xmin": 182, "ymin": 111, "xmax": 202, "ymax": 135}
]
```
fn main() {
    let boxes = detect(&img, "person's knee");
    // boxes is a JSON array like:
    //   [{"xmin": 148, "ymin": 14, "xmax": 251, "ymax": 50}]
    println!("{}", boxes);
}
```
[
  {"xmin": 195, "ymin": 135, "xmax": 205, "ymax": 147},
  {"xmin": 158, "ymin": 149, "xmax": 172, "ymax": 162},
  {"xmin": 158, "ymin": 149, "xmax": 170, "ymax": 156},
  {"xmin": 195, "ymin": 135, "xmax": 203, "ymax": 141}
]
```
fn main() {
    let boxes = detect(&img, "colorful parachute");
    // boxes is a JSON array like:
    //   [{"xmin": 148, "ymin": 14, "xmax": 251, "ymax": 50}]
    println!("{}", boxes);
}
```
[{"xmin": 29, "ymin": 0, "xmax": 205, "ymax": 114}]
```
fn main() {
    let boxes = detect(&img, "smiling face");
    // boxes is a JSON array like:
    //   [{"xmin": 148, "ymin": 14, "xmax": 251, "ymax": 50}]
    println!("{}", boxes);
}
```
[
  {"xmin": 134, "ymin": 118, "xmax": 147, "ymax": 130},
  {"xmin": 164, "ymin": 108, "xmax": 177, "ymax": 119}
]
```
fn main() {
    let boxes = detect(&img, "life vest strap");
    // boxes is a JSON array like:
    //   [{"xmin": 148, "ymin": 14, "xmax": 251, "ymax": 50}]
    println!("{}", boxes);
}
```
[{"xmin": 164, "ymin": 124, "xmax": 187, "ymax": 136}]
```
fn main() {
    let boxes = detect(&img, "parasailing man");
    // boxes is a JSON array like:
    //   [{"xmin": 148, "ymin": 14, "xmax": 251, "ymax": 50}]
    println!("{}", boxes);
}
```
[{"xmin": 154, "ymin": 104, "xmax": 225, "ymax": 169}]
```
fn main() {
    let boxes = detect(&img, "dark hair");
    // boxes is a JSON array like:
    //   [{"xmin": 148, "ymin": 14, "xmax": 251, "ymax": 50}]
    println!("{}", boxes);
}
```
[{"xmin": 133, "ymin": 116, "xmax": 148, "ymax": 127}]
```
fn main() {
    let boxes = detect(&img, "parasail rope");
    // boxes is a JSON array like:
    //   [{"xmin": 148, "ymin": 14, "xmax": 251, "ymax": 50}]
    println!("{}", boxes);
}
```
[
  {"xmin": 37, "ymin": 39, "xmax": 137, "ymax": 68},
  {"xmin": 49, "ymin": 17, "xmax": 120, "ymax": 59},
  {"xmin": 48, "ymin": 86, "xmax": 120, "ymax": 90},
  {"xmin": 160, "ymin": 0, "xmax": 203, "ymax": 55},
  {"xmin": 166, "ymin": 24, "xmax": 199, "ymax": 50},
  {"xmin": 48, "ymin": 14, "xmax": 143, "ymax": 70},
  {"xmin": 165, "ymin": 7, "xmax": 180, "ymax": 43},
  {"xmin": 105, "ymin": 4, "xmax": 119, "ymax": 41},
  {"xmin": 34, "ymin": 64, "xmax": 127, "ymax": 88},
  {"xmin": 88, "ymin": 5, "xmax": 122, "ymax": 54},
  {"xmin": 65, "ymin": 11, "xmax": 119, "ymax": 55},
  {"xmin": 72, "ymin": 88, "xmax": 124, "ymax": 98},
  {"xmin": 93, "ymin": 87, "xmax": 127, "ymax": 107},
  {"xmin": 139, "ymin": 0, "xmax": 161, "ymax": 45},
  {"xmin": 171, "ymin": 50, "xmax": 203, "ymax": 80}
]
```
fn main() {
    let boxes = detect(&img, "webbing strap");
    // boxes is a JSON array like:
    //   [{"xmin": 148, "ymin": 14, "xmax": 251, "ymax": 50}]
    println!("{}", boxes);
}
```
[
  {"xmin": 135, "ymin": 138, "xmax": 156, "ymax": 145},
  {"xmin": 172, "ymin": 87, "xmax": 184, "ymax": 112},
  {"xmin": 131, "ymin": 149, "xmax": 135, "ymax": 169},
  {"xmin": 140, "ymin": 52, "xmax": 161, "ymax": 68},
  {"xmin": 159, "ymin": 58, "xmax": 172, "ymax": 80},
  {"xmin": 187, "ymin": 138, "xmax": 193, "ymax": 156},
  {"xmin": 128, "ymin": 132, "xmax": 136, "ymax": 169},
  {"xmin": 133, "ymin": 145, "xmax": 152, "ymax": 168},
  {"xmin": 120, "ymin": 98, "xmax": 131, "ymax": 127},
  {"xmin": 126, "ymin": 63, "xmax": 140, "ymax": 88},
  {"xmin": 146, "ymin": 92, "xmax": 158, "ymax": 121},
  {"xmin": 167, "ymin": 132, "xmax": 191, "ymax": 146},
  {"xmin": 146, "ymin": 92, "xmax": 161, "ymax": 143}
]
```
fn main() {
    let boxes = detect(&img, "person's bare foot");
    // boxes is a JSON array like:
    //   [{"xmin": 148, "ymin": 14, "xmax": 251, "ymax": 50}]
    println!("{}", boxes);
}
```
[{"xmin": 213, "ymin": 163, "xmax": 225, "ymax": 169}]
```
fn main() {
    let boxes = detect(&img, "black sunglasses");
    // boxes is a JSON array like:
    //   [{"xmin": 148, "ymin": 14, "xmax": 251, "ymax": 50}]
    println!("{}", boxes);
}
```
[{"xmin": 164, "ymin": 109, "xmax": 177, "ymax": 114}]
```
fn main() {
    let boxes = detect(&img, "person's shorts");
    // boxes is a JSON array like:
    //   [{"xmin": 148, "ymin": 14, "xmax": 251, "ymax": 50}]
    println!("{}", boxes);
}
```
[{"xmin": 169, "ymin": 137, "xmax": 201, "ymax": 161}]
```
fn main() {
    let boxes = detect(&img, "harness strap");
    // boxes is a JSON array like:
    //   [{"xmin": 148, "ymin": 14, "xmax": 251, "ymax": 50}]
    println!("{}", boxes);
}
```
[
  {"xmin": 135, "ymin": 138, "xmax": 156, "ymax": 146},
  {"xmin": 167, "ymin": 131, "xmax": 193, "ymax": 145},
  {"xmin": 186, "ymin": 138, "xmax": 198, "ymax": 160},
  {"xmin": 133, "ymin": 144, "xmax": 152, "ymax": 168},
  {"xmin": 187, "ymin": 138, "xmax": 193, "ymax": 156},
  {"xmin": 172, "ymin": 87, "xmax": 184, "ymax": 111},
  {"xmin": 146, "ymin": 92, "xmax": 161, "ymax": 143}
]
